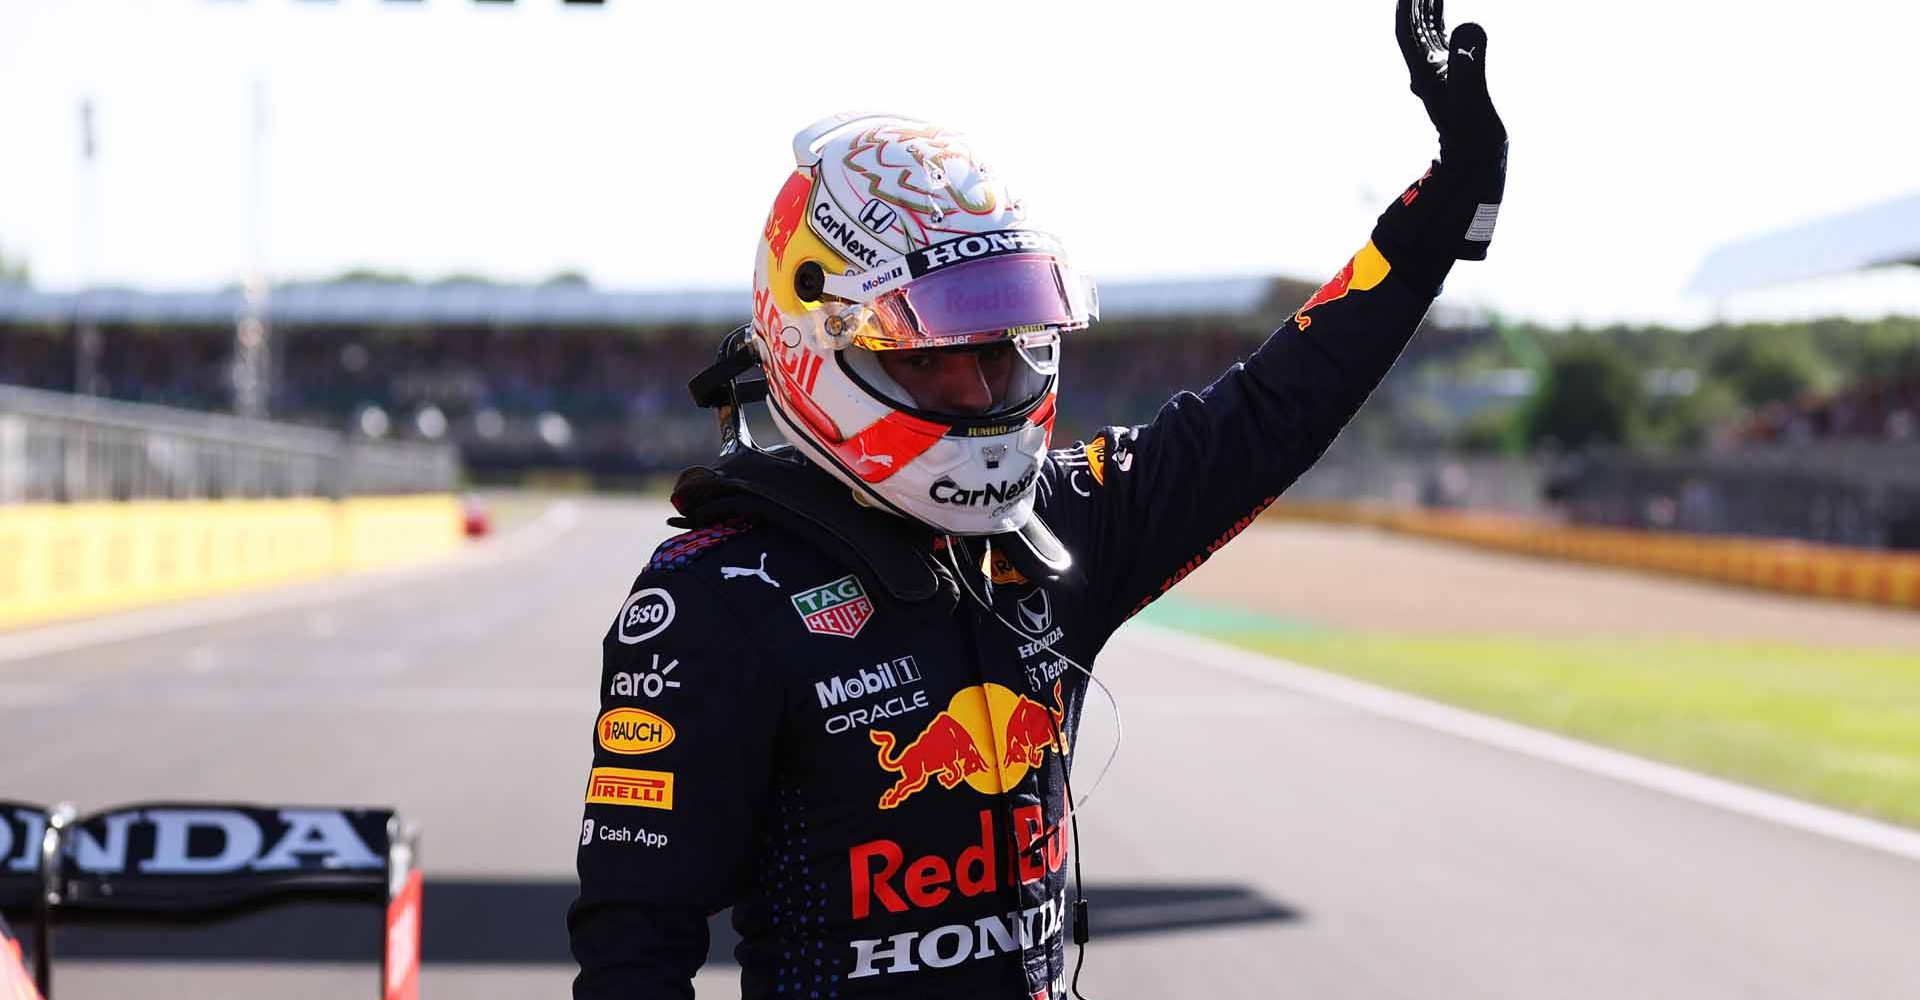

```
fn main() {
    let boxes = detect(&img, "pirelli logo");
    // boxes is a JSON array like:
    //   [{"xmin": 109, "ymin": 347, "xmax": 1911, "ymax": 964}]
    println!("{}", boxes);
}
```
[{"xmin": 585, "ymin": 767, "xmax": 675, "ymax": 810}]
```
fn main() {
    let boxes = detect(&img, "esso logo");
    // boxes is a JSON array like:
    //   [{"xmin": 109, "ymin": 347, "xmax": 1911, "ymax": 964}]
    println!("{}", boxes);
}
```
[{"xmin": 616, "ymin": 588, "xmax": 676, "ymax": 645}]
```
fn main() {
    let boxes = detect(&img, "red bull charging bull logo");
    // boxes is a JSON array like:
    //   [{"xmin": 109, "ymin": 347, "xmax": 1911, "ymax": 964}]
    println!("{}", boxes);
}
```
[
  {"xmin": 870, "ymin": 681, "xmax": 1066, "ymax": 809},
  {"xmin": 1294, "ymin": 241, "xmax": 1393, "ymax": 331}
]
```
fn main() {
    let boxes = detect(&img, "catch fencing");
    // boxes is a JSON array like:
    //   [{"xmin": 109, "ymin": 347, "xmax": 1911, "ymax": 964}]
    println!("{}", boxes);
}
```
[
  {"xmin": 1291, "ymin": 440, "xmax": 1920, "ymax": 551},
  {"xmin": 1550, "ymin": 443, "xmax": 1920, "ymax": 551},
  {"xmin": 0, "ymin": 384, "xmax": 456, "ymax": 503}
]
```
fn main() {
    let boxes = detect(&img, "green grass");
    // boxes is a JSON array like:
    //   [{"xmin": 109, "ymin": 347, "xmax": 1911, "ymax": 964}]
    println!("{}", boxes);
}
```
[{"xmin": 1139, "ymin": 596, "xmax": 1920, "ymax": 829}]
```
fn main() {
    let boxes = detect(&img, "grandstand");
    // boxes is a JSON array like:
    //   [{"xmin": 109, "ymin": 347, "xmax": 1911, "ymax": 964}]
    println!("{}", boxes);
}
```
[
  {"xmin": 0, "ymin": 276, "xmax": 1480, "ymax": 483},
  {"xmin": 13, "ymin": 267, "xmax": 1913, "ymax": 550}
]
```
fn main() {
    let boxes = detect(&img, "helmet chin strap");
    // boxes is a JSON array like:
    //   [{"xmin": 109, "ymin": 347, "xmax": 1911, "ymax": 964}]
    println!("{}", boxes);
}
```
[{"xmin": 995, "ymin": 511, "xmax": 1078, "ymax": 586}]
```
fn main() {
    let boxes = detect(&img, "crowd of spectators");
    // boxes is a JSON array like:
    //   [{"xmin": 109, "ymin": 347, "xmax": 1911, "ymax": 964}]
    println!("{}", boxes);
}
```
[
  {"xmin": 0, "ymin": 317, "xmax": 1294, "ymax": 479},
  {"xmin": 1730, "ymin": 369, "xmax": 1920, "ymax": 445}
]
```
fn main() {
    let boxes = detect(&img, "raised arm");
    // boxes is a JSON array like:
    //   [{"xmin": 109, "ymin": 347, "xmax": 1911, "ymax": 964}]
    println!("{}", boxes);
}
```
[{"xmin": 1041, "ymin": 0, "xmax": 1508, "ymax": 638}]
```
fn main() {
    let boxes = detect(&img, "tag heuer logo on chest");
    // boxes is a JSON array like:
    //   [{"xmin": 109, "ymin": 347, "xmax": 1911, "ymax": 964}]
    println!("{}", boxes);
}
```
[{"xmin": 791, "ymin": 574, "xmax": 875, "ymax": 639}]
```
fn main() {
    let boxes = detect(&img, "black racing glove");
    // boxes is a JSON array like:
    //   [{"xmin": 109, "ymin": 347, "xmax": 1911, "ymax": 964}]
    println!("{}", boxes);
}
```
[{"xmin": 1371, "ymin": 0, "xmax": 1508, "ymax": 294}]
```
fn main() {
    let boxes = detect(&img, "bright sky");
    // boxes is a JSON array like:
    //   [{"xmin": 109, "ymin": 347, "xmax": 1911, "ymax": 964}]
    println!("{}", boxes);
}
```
[{"xmin": 1, "ymin": 0, "xmax": 1917, "ymax": 327}]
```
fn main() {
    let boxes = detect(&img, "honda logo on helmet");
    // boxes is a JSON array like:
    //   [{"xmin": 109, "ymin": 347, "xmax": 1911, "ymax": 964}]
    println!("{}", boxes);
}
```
[
  {"xmin": 857, "ymin": 200, "xmax": 898, "ymax": 234},
  {"xmin": 912, "ymin": 230, "xmax": 1063, "ymax": 275}
]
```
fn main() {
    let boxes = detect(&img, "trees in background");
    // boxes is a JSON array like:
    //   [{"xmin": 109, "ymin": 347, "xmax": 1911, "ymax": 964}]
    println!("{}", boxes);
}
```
[
  {"xmin": 1708, "ymin": 327, "xmax": 1838, "ymax": 407},
  {"xmin": 1439, "ymin": 316, "xmax": 1920, "ymax": 453},
  {"xmin": 1522, "ymin": 338, "xmax": 1643, "ymax": 451}
]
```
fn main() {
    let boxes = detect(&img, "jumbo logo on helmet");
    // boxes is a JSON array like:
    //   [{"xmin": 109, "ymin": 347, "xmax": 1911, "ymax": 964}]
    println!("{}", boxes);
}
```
[{"xmin": 843, "ymin": 124, "xmax": 998, "ymax": 223}]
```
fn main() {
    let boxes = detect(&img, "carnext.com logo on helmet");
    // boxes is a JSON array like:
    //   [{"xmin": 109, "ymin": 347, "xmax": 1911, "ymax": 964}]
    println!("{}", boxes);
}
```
[
  {"xmin": 928, "ymin": 466, "xmax": 1037, "ymax": 508},
  {"xmin": 912, "ymin": 230, "xmax": 1063, "ymax": 274}
]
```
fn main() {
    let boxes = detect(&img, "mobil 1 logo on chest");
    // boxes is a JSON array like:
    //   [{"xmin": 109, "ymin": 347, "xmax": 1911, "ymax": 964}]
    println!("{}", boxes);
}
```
[{"xmin": 817, "ymin": 656, "xmax": 928, "ymax": 735}]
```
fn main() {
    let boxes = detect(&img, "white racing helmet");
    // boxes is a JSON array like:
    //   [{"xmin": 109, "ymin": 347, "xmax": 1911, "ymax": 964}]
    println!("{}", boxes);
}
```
[{"xmin": 751, "ymin": 113, "xmax": 1099, "ymax": 535}]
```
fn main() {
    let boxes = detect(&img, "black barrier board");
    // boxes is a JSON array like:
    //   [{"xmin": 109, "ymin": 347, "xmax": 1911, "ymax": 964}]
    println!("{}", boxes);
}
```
[
  {"xmin": 57, "ymin": 803, "xmax": 391, "ymax": 914},
  {"xmin": 0, "ymin": 803, "xmax": 47, "ymax": 913}
]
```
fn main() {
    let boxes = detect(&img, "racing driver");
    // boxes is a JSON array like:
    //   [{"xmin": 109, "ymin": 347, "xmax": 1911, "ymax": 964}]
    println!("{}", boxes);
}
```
[{"xmin": 570, "ymin": 3, "xmax": 1507, "ymax": 997}]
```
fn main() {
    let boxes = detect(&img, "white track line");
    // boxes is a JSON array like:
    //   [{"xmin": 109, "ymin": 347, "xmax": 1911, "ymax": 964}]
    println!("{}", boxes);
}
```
[
  {"xmin": 0, "ymin": 501, "xmax": 579, "ymax": 665},
  {"xmin": 1124, "ymin": 621, "xmax": 1920, "ymax": 864}
]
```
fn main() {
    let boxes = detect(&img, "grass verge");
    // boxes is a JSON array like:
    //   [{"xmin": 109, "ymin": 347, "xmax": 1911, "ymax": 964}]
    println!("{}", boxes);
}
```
[{"xmin": 1139, "ymin": 596, "xmax": 1920, "ymax": 829}]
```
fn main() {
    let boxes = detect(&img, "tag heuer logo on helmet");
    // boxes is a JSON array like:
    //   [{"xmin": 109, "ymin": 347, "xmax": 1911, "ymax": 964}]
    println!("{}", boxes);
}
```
[
  {"xmin": 792, "ymin": 574, "xmax": 875, "ymax": 639},
  {"xmin": 911, "ymin": 230, "xmax": 1063, "ymax": 275}
]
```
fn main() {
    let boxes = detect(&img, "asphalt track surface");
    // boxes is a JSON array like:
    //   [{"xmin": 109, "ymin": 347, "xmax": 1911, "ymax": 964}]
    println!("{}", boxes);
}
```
[{"xmin": 3, "ymin": 497, "xmax": 1918, "ymax": 999}]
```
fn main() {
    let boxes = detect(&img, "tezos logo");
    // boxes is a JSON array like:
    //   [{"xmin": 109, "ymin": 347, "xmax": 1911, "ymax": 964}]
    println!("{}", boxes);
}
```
[
  {"xmin": 928, "ymin": 466, "xmax": 1037, "ymax": 508},
  {"xmin": 616, "ymin": 588, "xmax": 675, "ymax": 645}
]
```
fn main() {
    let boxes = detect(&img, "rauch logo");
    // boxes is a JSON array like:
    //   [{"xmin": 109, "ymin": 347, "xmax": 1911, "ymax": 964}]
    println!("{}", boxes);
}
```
[{"xmin": 596, "ymin": 707, "xmax": 676, "ymax": 755}]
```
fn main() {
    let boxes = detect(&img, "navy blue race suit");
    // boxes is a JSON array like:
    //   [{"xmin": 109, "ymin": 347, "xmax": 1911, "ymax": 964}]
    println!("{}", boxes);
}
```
[{"xmin": 569, "ymin": 233, "xmax": 1453, "ymax": 999}]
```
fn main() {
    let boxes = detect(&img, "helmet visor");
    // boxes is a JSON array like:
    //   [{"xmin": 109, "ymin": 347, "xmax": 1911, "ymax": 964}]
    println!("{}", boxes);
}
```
[
  {"xmin": 842, "ymin": 331, "xmax": 1060, "ymax": 421},
  {"xmin": 836, "ymin": 254, "xmax": 1098, "ymax": 352}
]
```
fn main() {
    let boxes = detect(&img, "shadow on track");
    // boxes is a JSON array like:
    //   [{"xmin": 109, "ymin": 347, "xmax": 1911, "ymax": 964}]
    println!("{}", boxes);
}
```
[{"xmin": 13, "ymin": 879, "xmax": 1301, "ymax": 965}]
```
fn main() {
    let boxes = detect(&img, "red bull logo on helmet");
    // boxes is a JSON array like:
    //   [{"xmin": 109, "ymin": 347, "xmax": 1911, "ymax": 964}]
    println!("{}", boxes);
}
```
[
  {"xmin": 869, "ymin": 681, "xmax": 1066, "ymax": 810},
  {"xmin": 1294, "ymin": 241, "xmax": 1393, "ymax": 331},
  {"xmin": 763, "ymin": 171, "xmax": 813, "ymax": 267}
]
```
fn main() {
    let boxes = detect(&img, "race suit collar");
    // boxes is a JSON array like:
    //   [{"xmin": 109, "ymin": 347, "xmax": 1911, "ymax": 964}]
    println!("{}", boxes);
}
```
[{"xmin": 671, "ymin": 448, "xmax": 953, "ymax": 605}]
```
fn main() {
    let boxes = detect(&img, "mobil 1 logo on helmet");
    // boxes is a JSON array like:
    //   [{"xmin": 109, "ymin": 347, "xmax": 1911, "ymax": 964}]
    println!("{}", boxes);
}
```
[{"xmin": 616, "ymin": 588, "xmax": 675, "ymax": 645}]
